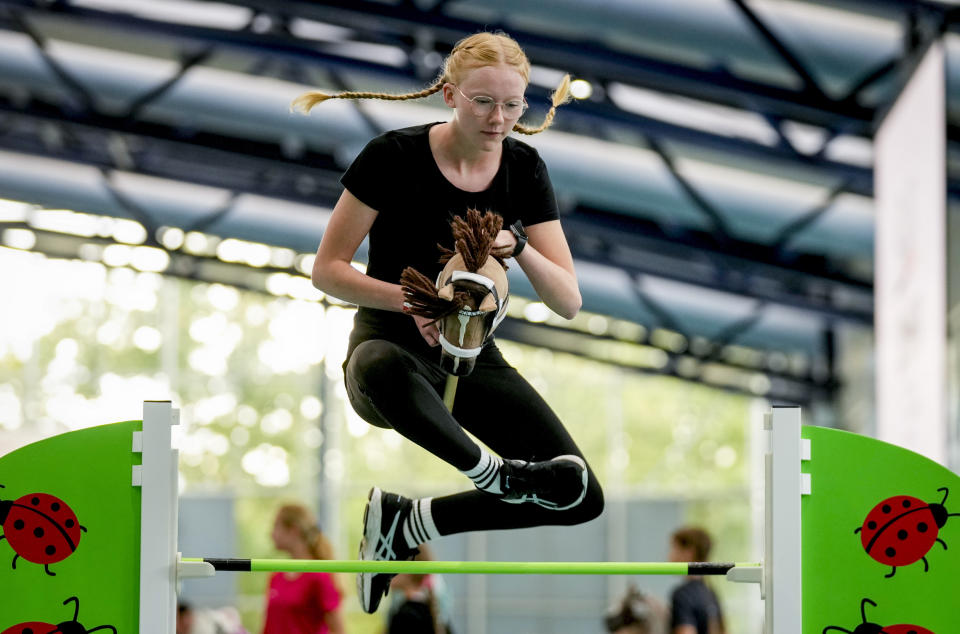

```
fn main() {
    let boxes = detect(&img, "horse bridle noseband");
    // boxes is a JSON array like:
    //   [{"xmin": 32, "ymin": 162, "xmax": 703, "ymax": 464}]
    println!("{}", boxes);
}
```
[{"xmin": 435, "ymin": 269, "xmax": 509, "ymax": 360}]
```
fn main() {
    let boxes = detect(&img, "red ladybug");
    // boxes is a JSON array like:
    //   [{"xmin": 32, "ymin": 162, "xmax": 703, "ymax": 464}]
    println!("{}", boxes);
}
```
[
  {"xmin": 1, "ymin": 624, "xmax": 55, "ymax": 634},
  {"xmin": 823, "ymin": 598, "xmax": 935, "ymax": 634},
  {"xmin": 0, "ymin": 485, "xmax": 86, "ymax": 577},
  {"xmin": 1, "ymin": 596, "xmax": 116, "ymax": 634},
  {"xmin": 854, "ymin": 487, "xmax": 959, "ymax": 578}
]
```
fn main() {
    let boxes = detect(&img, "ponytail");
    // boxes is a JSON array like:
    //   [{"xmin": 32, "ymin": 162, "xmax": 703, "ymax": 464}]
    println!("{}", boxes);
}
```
[
  {"xmin": 305, "ymin": 527, "xmax": 342, "ymax": 595},
  {"xmin": 305, "ymin": 526, "xmax": 335, "ymax": 561},
  {"xmin": 274, "ymin": 504, "xmax": 342, "ymax": 594}
]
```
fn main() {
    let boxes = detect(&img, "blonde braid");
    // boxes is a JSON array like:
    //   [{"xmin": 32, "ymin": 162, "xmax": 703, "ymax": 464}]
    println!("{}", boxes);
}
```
[
  {"xmin": 292, "ymin": 32, "xmax": 573, "ymax": 136},
  {"xmin": 291, "ymin": 81, "xmax": 443, "ymax": 113},
  {"xmin": 513, "ymin": 74, "xmax": 572, "ymax": 135}
]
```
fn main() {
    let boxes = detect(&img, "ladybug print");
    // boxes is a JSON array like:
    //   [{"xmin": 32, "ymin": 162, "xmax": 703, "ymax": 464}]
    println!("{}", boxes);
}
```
[
  {"xmin": 855, "ymin": 486, "xmax": 959, "ymax": 578},
  {"xmin": 0, "ymin": 485, "xmax": 86, "ymax": 577},
  {"xmin": 1, "ymin": 624, "xmax": 56, "ymax": 634},
  {"xmin": 1, "ymin": 596, "xmax": 116, "ymax": 634},
  {"xmin": 823, "ymin": 597, "xmax": 935, "ymax": 634}
]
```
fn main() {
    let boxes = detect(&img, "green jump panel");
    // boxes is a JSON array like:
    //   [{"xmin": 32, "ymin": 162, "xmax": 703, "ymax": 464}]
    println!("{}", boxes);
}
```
[
  {"xmin": 0, "ymin": 421, "xmax": 141, "ymax": 632},
  {"xmin": 802, "ymin": 426, "xmax": 960, "ymax": 634}
]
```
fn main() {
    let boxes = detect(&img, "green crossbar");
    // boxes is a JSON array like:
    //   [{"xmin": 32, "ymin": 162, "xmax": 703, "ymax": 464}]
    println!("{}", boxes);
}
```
[{"xmin": 184, "ymin": 558, "xmax": 759, "ymax": 576}]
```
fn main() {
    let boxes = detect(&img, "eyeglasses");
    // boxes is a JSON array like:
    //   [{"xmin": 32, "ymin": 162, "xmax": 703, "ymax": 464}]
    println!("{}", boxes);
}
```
[{"xmin": 453, "ymin": 85, "xmax": 528, "ymax": 119}]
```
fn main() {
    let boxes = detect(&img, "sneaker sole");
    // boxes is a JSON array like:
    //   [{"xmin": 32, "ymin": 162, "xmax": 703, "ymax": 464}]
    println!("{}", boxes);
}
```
[{"xmin": 357, "ymin": 486, "xmax": 382, "ymax": 613}]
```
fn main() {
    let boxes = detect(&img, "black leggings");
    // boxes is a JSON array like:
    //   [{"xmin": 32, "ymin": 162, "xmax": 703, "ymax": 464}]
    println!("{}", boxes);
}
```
[{"xmin": 344, "ymin": 338, "xmax": 604, "ymax": 536}]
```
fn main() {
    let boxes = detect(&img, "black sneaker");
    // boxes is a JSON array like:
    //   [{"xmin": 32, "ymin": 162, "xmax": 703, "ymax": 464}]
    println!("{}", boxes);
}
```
[
  {"xmin": 357, "ymin": 487, "xmax": 419, "ymax": 614},
  {"xmin": 498, "ymin": 454, "xmax": 588, "ymax": 511}
]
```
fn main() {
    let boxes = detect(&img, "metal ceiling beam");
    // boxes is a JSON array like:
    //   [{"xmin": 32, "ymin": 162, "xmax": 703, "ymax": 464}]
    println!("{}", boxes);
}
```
[
  {"xmin": 729, "ymin": 0, "xmax": 831, "ymax": 102},
  {"xmin": 0, "ymin": 95, "xmax": 344, "ymax": 202},
  {"xmin": 562, "ymin": 206, "xmax": 873, "ymax": 324},
  {"xmin": 0, "ymin": 99, "xmax": 874, "ymax": 323},
  {"xmin": 185, "ymin": 0, "xmax": 881, "ymax": 132},
  {"xmin": 0, "ymin": 0, "xmax": 880, "ymax": 198},
  {"xmin": 0, "ymin": 0, "xmax": 874, "ymax": 395},
  {"xmin": 2, "ymin": 217, "xmax": 831, "ymax": 403},
  {"xmin": 494, "ymin": 319, "xmax": 835, "ymax": 406},
  {"xmin": 0, "ymin": 2, "xmax": 878, "ymax": 321},
  {"xmin": 209, "ymin": 0, "xmax": 960, "ymax": 147},
  {"xmin": 22, "ymin": 0, "xmax": 953, "ymax": 198},
  {"xmin": 789, "ymin": 0, "xmax": 955, "ymax": 21}
]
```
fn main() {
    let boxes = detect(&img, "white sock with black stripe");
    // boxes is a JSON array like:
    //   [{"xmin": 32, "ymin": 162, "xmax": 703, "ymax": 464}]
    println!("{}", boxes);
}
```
[
  {"xmin": 402, "ymin": 498, "xmax": 440, "ymax": 550},
  {"xmin": 460, "ymin": 449, "xmax": 504, "ymax": 494}
]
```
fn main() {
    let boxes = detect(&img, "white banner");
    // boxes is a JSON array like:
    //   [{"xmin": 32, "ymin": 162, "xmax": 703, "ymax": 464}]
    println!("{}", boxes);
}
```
[{"xmin": 874, "ymin": 41, "xmax": 947, "ymax": 463}]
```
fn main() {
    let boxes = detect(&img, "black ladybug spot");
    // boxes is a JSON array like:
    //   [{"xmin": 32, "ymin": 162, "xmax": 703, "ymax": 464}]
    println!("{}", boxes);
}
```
[
  {"xmin": 898, "ymin": 529, "xmax": 908, "ymax": 540},
  {"xmin": 33, "ymin": 527, "xmax": 44, "ymax": 538},
  {"xmin": 30, "ymin": 497, "xmax": 40, "ymax": 506},
  {"xmin": 13, "ymin": 519, "xmax": 24, "ymax": 530},
  {"xmin": 23, "ymin": 629, "xmax": 34, "ymax": 634},
  {"xmin": 65, "ymin": 519, "xmax": 75, "ymax": 528},
  {"xmin": 45, "ymin": 544, "xmax": 56, "ymax": 556},
  {"xmin": 882, "ymin": 504, "xmax": 892, "ymax": 513},
  {"xmin": 885, "ymin": 547, "xmax": 896, "ymax": 557},
  {"xmin": 902, "ymin": 499, "xmax": 912, "ymax": 508},
  {"xmin": 867, "ymin": 521, "xmax": 877, "ymax": 530},
  {"xmin": 50, "ymin": 502, "xmax": 60, "ymax": 512},
  {"xmin": 917, "ymin": 522, "xmax": 929, "ymax": 533}
]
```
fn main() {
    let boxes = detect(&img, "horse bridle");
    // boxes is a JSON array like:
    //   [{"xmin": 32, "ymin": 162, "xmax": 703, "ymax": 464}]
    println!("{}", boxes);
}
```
[{"xmin": 434, "ymin": 269, "xmax": 509, "ymax": 360}]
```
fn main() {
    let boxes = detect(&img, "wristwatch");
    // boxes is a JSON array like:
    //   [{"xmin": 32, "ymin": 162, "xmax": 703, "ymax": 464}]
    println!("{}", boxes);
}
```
[{"xmin": 510, "ymin": 220, "xmax": 527, "ymax": 258}]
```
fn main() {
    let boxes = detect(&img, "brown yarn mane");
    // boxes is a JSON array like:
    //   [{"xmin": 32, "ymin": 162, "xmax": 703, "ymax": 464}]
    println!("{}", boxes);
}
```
[
  {"xmin": 401, "ymin": 209, "xmax": 511, "ymax": 323},
  {"xmin": 438, "ymin": 209, "xmax": 509, "ymax": 271}
]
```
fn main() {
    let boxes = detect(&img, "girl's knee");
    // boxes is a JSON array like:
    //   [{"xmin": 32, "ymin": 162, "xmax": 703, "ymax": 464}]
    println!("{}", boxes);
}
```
[
  {"xmin": 345, "ymin": 340, "xmax": 407, "ymax": 429},
  {"xmin": 349, "ymin": 340, "xmax": 406, "ymax": 386}
]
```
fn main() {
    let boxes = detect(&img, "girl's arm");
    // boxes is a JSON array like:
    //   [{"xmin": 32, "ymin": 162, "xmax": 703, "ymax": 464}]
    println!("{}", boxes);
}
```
[
  {"xmin": 313, "ymin": 188, "xmax": 440, "ymax": 345},
  {"xmin": 311, "ymin": 188, "xmax": 405, "ymax": 312},
  {"xmin": 496, "ymin": 219, "xmax": 582, "ymax": 319}
]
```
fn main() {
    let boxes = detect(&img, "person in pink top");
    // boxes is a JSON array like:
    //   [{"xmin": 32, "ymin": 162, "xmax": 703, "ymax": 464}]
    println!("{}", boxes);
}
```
[{"xmin": 262, "ymin": 504, "xmax": 345, "ymax": 634}]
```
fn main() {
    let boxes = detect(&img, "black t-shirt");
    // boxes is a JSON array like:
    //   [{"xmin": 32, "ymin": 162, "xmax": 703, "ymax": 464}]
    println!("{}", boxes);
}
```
[
  {"xmin": 670, "ymin": 578, "xmax": 724, "ymax": 634},
  {"xmin": 339, "ymin": 122, "xmax": 560, "ymax": 361}
]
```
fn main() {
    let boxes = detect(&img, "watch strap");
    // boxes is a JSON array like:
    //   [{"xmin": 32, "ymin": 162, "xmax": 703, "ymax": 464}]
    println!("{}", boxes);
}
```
[{"xmin": 510, "ymin": 220, "xmax": 527, "ymax": 258}]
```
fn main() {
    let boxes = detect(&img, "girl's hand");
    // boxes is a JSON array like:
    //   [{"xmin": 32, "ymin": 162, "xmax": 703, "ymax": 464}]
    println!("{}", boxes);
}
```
[
  {"xmin": 412, "ymin": 314, "xmax": 440, "ymax": 346},
  {"xmin": 493, "ymin": 229, "xmax": 517, "ymax": 256}
]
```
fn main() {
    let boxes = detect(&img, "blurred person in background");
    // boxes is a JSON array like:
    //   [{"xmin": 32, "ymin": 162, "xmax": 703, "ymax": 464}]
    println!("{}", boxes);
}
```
[
  {"xmin": 177, "ymin": 601, "xmax": 195, "ymax": 634},
  {"xmin": 385, "ymin": 544, "xmax": 455, "ymax": 634},
  {"xmin": 603, "ymin": 584, "xmax": 667, "ymax": 634},
  {"xmin": 177, "ymin": 600, "xmax": 249, "ymax": 634},
  {"xmin": 667, "ymin": 527, "xmax": 725, "ymax": 634},
  {"xmin": 262, "ymin": 503, "xmax": 344, "ymax": 634}
]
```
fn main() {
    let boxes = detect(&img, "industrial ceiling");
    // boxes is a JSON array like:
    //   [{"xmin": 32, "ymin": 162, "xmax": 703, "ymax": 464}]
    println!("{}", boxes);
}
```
[{"xmin": 1, "ymin": 0, "xmax": 957, "ymax": 405}]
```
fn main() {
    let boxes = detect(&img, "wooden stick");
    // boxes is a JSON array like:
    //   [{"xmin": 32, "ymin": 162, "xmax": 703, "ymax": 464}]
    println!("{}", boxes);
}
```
[{"xmin": 443, "ymin": 374, "xmax": 459, "ymax": 411}]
